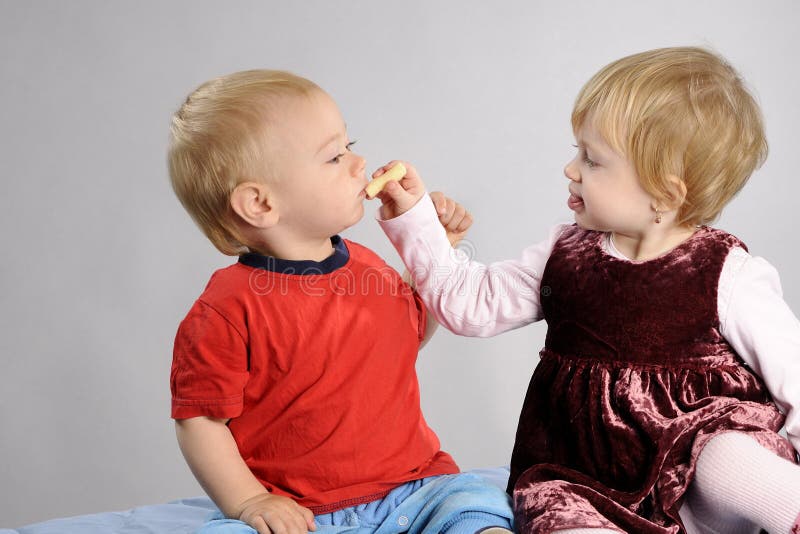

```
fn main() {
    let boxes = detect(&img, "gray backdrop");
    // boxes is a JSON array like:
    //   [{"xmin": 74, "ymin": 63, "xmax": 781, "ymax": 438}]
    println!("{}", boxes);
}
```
[{"xmin": 2, "ymin": 0, "xmax": 799, "ymax": 527}]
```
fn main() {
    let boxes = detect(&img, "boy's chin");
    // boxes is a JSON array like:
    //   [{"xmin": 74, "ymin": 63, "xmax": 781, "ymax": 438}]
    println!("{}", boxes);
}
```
[
  {"xmin": 351, "ymin": 205, "xmax": 367, "ymax": 224},
  {"xmin": 336, "ymin": 209, "xmax": 366, "ymax": 234}
]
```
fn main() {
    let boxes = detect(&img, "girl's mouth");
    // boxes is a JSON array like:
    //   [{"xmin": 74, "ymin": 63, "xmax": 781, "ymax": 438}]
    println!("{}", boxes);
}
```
[{"xmin": 567, "ymin": 193, "xmax": 584, "ymax": 211}]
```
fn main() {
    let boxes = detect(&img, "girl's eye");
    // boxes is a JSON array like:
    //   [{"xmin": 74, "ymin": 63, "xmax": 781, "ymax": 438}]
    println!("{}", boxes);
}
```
[
  {"xmin": 346, "ymin": 140, "xmax": 357, "ymax": 151},
  {"xmin": 572, "ymin": 144, "xmax": 597, "ymax": 168}
]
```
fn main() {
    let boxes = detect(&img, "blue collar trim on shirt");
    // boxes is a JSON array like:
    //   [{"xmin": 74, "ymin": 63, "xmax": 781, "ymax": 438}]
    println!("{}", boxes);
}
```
[{"xmin": 238, "ymin": 236, "xmax": 350, "ymax": 275}]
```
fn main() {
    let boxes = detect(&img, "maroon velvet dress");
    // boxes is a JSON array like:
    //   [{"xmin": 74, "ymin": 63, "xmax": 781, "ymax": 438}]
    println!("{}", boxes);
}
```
[{"xmin": 510, "ymin": 225, "xmax": 795, "ymax": 533}]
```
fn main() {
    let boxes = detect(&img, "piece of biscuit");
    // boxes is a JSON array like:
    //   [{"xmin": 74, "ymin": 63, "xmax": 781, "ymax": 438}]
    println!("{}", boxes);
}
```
[{"xmin": 365, "ymin": 162, "xmax": 406, "ymax": 198}]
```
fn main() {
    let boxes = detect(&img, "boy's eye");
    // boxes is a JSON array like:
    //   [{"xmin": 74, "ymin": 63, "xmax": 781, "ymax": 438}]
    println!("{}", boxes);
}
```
[{"xmin": 329, "ymin": 140, "xmax": 357, "ymax": 164}]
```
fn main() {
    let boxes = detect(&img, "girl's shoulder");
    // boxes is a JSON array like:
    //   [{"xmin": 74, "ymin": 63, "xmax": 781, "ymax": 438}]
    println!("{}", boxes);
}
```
[{"xmin": 700, "ymin": 226, "xmax": 749, "ymax": 253}]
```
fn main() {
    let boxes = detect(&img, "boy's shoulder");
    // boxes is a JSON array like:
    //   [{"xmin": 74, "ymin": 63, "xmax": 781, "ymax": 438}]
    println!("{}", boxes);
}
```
[
  {"xmin": 192, "ymin": 262, "xmax": 253, "ymax": 306},
  {"xmin": 342, "ymin": 239, "xmax": 389, "ymax": 268}
]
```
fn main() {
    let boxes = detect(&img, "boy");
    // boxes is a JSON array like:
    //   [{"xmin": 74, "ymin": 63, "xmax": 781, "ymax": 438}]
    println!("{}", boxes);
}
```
[{"xmin": 167, "ymin": 70, "xmax": 513, "ymax": 534}]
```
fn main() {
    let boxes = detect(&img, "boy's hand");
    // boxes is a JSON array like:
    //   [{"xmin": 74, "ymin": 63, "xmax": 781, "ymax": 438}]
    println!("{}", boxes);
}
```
[
  {"xmin": 430, "ymin": 191, "xmax": 473, "ymax": 246},
  {"xmin": 374, "ymin": 160, "xmax": 426, "ymax": 220},
  {"xmin": 237, "ymin": 492, "xmax": 316, "ymax": 534}
]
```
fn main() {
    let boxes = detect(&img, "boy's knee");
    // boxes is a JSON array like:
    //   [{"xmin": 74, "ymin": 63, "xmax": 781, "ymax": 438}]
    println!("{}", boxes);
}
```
[
  {"xmin": 440, "ymin": 512, "xmax": 513, "ymax": 534},
  {"xmin": 432, "ymin": 474, "xmax": 513, "ymax": 533}
]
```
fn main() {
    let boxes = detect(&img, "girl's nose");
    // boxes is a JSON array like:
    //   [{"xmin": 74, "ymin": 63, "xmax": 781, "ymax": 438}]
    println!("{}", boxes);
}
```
[{"xmin": 564, "ymin": 158, "xmax": 581, "ymax": 182}]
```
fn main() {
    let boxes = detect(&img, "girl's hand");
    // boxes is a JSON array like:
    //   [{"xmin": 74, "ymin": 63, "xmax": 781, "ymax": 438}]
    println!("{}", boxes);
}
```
[
  {"xmin": 430, "ymin": 191, "xmax": 473, "ymax": 246},
  {"xmin": 375, "ymin": 160, "xmax": 426, "ymax": 220},
  {"xmin": 236, "ymin": 492, "xmax": 316, "ymax": 534}
]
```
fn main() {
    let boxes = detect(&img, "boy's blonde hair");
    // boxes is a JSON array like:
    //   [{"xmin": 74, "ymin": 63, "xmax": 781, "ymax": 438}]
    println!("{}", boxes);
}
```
[
  {"xmin": 572, "ymin": 47, "xmax": 767, "ymax": 226},
  {"xmin": 168, "ymin": 70, "xmax": 320, "ymax": 255}
]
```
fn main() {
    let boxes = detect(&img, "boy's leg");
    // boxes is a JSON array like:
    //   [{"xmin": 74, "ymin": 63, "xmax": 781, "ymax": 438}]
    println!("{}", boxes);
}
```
[
  {"xmin": 373, "ymin": 472, "xmax": 513, "ymax": 534},
  {"xmin": 689, "ymin": 431, "xmax": 800, "ymax": 534},
  {"xmin": 197, "ymin": 509, "xmax": 362, "ymax": 534},
  {"xmin": 197, "ymin": 473, "xmax": 512, "ymax": 534}
]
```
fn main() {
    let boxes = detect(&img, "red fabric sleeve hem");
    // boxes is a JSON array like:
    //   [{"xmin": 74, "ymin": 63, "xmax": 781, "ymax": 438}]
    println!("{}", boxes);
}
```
[{"xmin": 171, "ymin": 396, "xmax": 243, "ymax": 420}]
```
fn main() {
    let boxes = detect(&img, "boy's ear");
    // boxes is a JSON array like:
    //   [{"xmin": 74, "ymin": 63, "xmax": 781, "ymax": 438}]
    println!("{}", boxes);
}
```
[
  {"xmin": 230, "ymin": 181, "xmax": 279, "ymax": 229},
  {"xmin": 656, "ymin": 174, "xmax": 688, "ymax": 211}
]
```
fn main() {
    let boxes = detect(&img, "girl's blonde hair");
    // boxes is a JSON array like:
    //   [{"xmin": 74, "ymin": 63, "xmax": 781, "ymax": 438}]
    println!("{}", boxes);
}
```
[
  {"xmin": 572, "ymin": 47, "xmax": 767, "ymax": 226},
  {"xmin": 168, "ymin": 70, "xmax": 320, "ymax": 255}
]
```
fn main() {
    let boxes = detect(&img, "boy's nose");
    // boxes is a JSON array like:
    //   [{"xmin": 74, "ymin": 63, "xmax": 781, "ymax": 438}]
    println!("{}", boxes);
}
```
[{"xmin": 351, "ymin": 153, "xmax": 366, "ymax": 177}]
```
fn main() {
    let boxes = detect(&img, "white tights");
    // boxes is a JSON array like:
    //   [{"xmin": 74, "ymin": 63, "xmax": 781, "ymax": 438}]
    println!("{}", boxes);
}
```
[
  {"xmin": 684, "ymin": 432, "xmax": 800, "ymax": 533},
  {"xmin": 553, "ymin": 432, "xmax": 800, "ymax": 534}
]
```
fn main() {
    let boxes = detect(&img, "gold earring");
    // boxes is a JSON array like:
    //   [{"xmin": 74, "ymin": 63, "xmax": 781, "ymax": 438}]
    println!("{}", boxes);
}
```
[{"xmin": 655, "ymin": 209, "xmax": 662, "ymax": 224}]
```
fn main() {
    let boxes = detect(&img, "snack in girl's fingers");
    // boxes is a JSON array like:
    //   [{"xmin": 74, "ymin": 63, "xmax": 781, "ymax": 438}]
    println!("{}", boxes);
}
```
[{"xmin": 365, "ymin": 162, "xmax": 407, "ymax": 199}]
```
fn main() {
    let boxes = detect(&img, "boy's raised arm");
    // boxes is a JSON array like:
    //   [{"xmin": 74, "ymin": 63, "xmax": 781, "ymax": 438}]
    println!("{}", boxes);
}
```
[{"xmin": 176, "ymin": 416, "xmax": 316, "ymax": 534}]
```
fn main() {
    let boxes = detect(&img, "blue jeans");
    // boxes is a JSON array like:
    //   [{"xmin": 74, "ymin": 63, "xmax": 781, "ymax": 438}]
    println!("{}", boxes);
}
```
[{"xmin": 198, "ymin": 473, "xmax": 513, "ymax": 534}]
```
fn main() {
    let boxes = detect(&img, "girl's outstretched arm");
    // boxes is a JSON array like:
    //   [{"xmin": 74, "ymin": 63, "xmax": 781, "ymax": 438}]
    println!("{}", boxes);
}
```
[{"xmin": 378, "ymin": 170, "xmax": 563, "ymax": 337}]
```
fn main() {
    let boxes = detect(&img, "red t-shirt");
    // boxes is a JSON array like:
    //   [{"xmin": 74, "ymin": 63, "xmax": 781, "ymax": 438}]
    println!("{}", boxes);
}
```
[{"xmin": 171, "ymin": 238, "xmax": 458, "ymax": 513}]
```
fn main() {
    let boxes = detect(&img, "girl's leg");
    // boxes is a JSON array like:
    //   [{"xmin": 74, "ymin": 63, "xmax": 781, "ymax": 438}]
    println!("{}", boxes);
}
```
[{"xmin": 690, "ymin": 431, "xmax": 800, "ymax": 533}]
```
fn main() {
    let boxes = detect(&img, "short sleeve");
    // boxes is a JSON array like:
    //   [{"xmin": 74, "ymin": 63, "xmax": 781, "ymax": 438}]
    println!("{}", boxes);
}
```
[
  {"xmin": 170, "ymin": 299, "xmax": 250, "ymax": 420},
  {"xmin": 412, "ymin": 289, "xmax": 428, "ymax": 342}
]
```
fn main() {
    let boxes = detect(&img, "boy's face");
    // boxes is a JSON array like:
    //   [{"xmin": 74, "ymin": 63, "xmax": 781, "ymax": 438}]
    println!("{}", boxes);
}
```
[
  {"xmin": 265, "ymin": 90, "xmax": 368, "ymax": 241},
  {"xmin": 563, "ymin": 119, "xmax": 653, "ymax": 235}
]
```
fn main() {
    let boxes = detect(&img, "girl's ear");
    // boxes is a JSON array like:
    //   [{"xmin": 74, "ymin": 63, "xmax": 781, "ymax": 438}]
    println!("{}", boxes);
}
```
[
  {"xmin": 660, "ymin": 174, "xmax": 688, "ymax": 210},
  {"xmin": 230, "ymin": 181, "xmax": 279, "ymax": 229}
]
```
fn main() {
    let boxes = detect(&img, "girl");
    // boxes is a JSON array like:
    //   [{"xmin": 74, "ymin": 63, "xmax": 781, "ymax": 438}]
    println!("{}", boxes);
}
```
[{"xmin": 374, "ymin": 47, "xmax": 800, "ymax": 533}]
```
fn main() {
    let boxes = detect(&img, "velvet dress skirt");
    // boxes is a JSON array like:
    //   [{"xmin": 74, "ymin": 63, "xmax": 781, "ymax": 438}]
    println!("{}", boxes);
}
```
[{"xmin": 511, "ymin": 349, "xmax": 793, "ymax": 533}]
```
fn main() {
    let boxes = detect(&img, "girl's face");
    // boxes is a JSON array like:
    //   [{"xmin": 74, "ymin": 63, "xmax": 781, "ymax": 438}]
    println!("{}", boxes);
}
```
[{"xmin": 564, "ymin": 120, "xmax": 654, "ymax": 237}]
